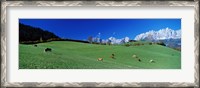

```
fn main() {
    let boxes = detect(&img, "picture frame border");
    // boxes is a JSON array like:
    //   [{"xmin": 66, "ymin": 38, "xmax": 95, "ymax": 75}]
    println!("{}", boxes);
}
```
[{"xmin": 1, "ymin": 0, "xmax": 199, "ymax": 87}]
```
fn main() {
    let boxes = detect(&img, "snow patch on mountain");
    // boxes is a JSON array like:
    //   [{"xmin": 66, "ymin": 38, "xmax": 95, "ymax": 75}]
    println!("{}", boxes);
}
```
[
  {"xmin": 107, "ymin": 37, "xmax": 129, "ymax": 44},
  {"xmin": 92, "ymin": 36, "xmax": 130, "ymax": 45},
  {"xmin": 134, "ymin": 28, "xmax": 181, "ymax": 41}
]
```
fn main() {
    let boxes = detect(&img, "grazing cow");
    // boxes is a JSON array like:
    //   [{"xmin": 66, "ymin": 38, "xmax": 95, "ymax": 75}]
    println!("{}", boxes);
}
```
[
  {"xmin": 138, "ymin": 58, "xmax": 141, "ymax": 62},
  {"xmin": 132, "ymin": 55, "xmax": 138, "ymax": 58},
  {"xmin": 132, "ymin": 55, "xmax": 141, "ymax": 62},
  {"xmin": 34, "ymin": 44, "xmax": 37, "ymax": 47},
  {"xmin": 149, "ymin": 59, "xmax": 155, "ymax": 63},
  {"xmin": 44, "ymin": 48, "xmax": 52, "ymax": 52},
  {"xmin": 110, "ymin": 54, "xmax": 115, "ymax": 59},
  {"xmin": 97, "ymin": 58, "xmax": 103, "ymax": 61}
]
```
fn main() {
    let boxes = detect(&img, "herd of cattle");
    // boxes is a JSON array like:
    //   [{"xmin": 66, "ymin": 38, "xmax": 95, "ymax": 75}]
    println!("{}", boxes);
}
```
[
  {"xmin": 97, "ymin": 54, "xmax": 155, "ymax": 63},
  {"xmin": 33, "ymin": 44, "xmax": 155, "ymax": 63}
]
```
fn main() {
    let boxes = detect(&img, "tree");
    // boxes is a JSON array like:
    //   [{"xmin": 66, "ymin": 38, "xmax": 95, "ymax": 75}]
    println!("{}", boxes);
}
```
[
  {"xmin": 40, "ymin": 37, "xmax": 43, "ymax": 42},
  {"xmin": 88, "ymin": 36, "xmax": 93, "ymax": 44},
  {"xmin": 156, "ymin": 41, "xmax": 166, "ymax": 46},
  {"xmin": 107, "ymin": 40, "xmax": 112, "ymax": 45},
  {"xmin": 99, "ymin": 39, "xmax": 102, "ymax": 44}
]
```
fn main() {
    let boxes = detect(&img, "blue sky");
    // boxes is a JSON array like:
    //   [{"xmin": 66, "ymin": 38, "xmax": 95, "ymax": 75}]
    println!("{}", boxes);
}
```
[{"xmin": 19, "ymin": 19, "xmax": 181, "ymax": 40}]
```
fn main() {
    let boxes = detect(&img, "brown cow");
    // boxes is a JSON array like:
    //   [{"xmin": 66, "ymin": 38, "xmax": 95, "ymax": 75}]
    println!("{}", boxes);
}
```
[{"xmin": 97, "ymin": 58, "xmax": 103, "ymax": 61}]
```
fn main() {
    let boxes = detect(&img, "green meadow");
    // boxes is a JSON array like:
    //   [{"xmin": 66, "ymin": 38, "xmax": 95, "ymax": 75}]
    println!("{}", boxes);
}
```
[{"xmin": 19, "ymin": 41, "xmax": 181, "ymax": 69}]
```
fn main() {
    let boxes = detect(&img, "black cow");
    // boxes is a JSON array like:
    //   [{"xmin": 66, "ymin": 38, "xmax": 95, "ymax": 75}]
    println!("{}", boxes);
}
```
[
  {"xmin": 44, "ymin": 48, "xmax": 52, "ymax": 52},
  {"xmin": 110, "ymin": 53, "xmax": 115, "ymax": 59},
  {"xmin": 138, "ymin": 59, "xmax": 141, "ymax": 62},
  {"xmin": 34, "ymin": 44, "xmax": 37, "ymax": 47}
]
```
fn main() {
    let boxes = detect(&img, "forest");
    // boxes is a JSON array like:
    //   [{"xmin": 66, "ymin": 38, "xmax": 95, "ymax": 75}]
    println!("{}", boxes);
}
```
[{"xmin": 19, "ymin": 23, "xmax": 61, "ymax": 44}]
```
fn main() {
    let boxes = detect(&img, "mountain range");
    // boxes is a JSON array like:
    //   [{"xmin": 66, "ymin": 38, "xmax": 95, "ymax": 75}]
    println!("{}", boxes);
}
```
[
  {"xmin": 134, "ymin": 27, "xmax": 181, "ymax": 41},
  {"xmin": 134, "ymin": 28, "xmax": 181, "ymax": 49}
]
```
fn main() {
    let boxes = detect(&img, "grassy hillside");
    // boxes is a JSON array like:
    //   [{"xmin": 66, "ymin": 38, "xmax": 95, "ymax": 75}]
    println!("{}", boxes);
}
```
[{"xmin": 19, "ymin": 41, "xmax": 181, "ymax": 69}]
